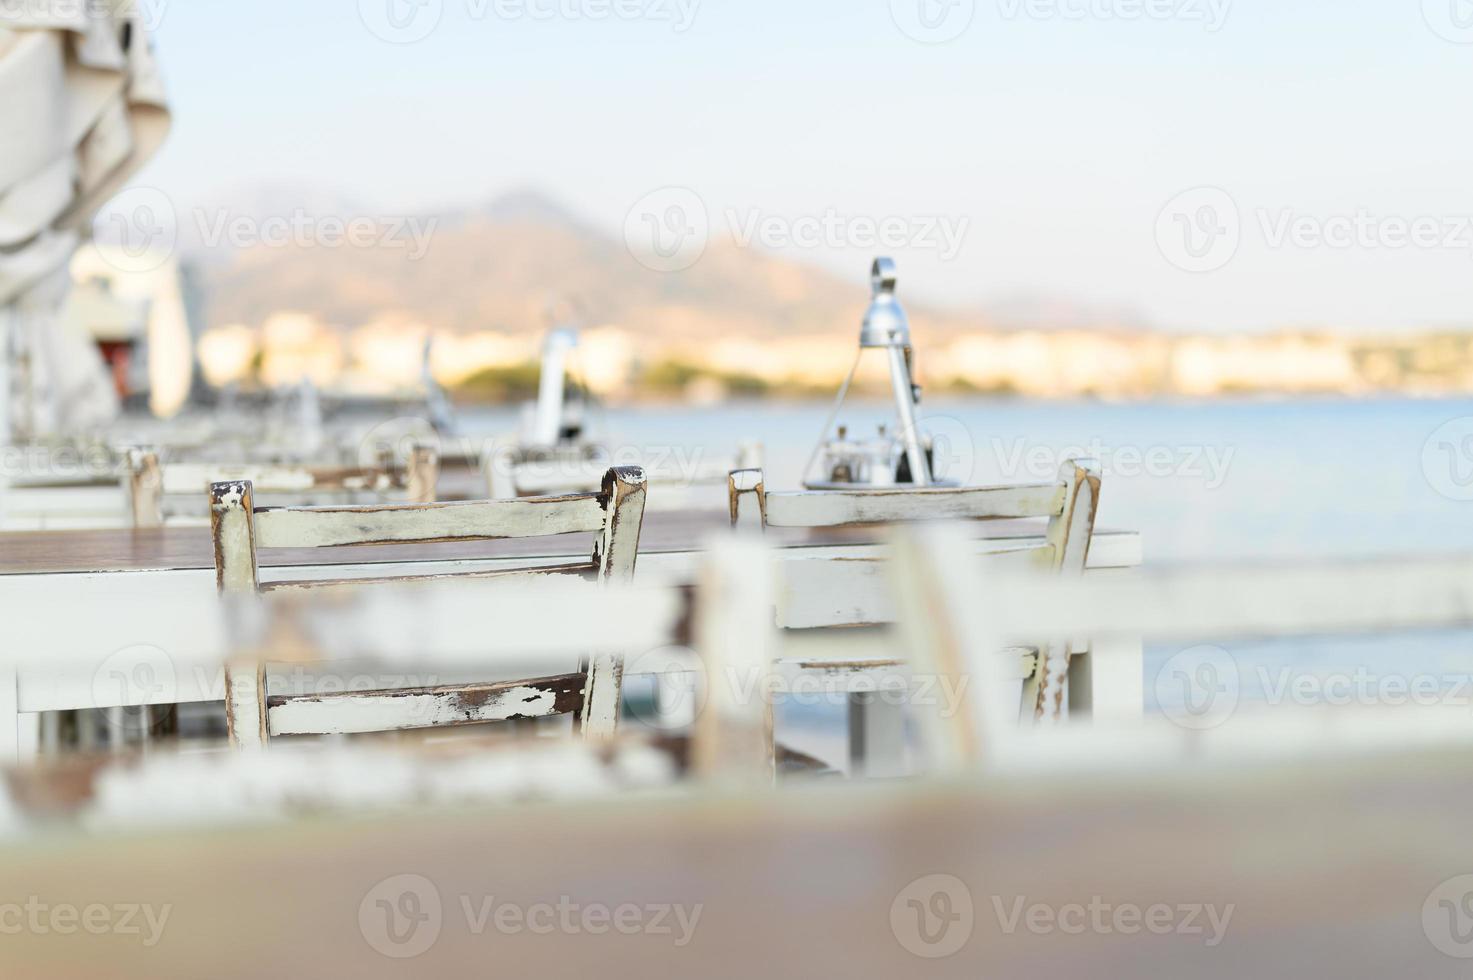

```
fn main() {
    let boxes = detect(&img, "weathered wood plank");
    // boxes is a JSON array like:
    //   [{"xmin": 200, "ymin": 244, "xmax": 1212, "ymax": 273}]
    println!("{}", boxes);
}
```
[
  {"xmin": 267, "ymin": 673, "xmax": 584, "ymax": 735},
  {"xmin": 728, "ymin": 468, "xmax": 765, "ymax": 531},
  {"xmin": 762, "ymin": 481, "xmax": 1065, "ymax": 527},
  {"xmin": 257, "ymin": 563, "xmax": 594, "ymax": 593},
  {"xmin": 224, "ymin": 658, "xmax": 269, "ymax": 752},
  {"xmin": 581, "ymin": 467, "xmax": 648, "ymax": 739},
  {"xmin": 210, "ymin": 481, "xmax": 259, "ymax": 594},
  {"xmin": 1033, "ymin": 459, "xmax": 1102, "ymax": 722},
  {"xmin": 253, "ymin": 494, "xmax": 606, "ymax": 549},
  {"xmin": 124, "ymin": 448, "xmax": 162, "ymax": 528}
]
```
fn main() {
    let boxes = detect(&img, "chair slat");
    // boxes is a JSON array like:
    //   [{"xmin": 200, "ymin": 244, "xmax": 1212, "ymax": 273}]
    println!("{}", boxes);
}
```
[
  {"xmin": 253, "ymin": 495, "xmax": 607, "ymax": 549},
  {"xmin": 761, "ymin": 482, "xmax": 1065, "ymax": 528},
  {"xmin": 257, "ymin": 563, "xmax": 594, "ymax": 594},
  {"xmin": 267, "ymin": 673, "xmax": 585, "ymax": 736}
]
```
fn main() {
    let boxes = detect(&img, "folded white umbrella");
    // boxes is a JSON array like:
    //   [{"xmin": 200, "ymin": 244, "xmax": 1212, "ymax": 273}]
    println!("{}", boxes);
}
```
[{"xmin": 0, "ymin": 3, "xmax": 171, "ymax": 436}]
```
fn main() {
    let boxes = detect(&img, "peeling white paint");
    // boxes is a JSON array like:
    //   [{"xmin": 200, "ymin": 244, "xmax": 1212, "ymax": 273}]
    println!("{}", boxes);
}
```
[{"xmin": 269, "ymin": 684, "xmax": 560, "ymax": 736}]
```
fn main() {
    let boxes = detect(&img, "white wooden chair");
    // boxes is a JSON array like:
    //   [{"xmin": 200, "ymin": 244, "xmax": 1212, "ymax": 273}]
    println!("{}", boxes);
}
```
[
  {"xmin": 126, "ymin": 446, "xmax": 439, "ymax": 528},
  {"xmin": 723, "ymin": 459, "xmax": 1101, "ymax": 774},
  {"xmin": 209, "ymin": 467, "xmax": 647, "ymax": 749}
]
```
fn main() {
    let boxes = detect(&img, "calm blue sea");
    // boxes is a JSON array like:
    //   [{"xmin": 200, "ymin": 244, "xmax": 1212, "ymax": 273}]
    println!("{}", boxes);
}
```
[{"xmin": 465, "ymin": 398, "xmax": 1473, "ymax": 727}]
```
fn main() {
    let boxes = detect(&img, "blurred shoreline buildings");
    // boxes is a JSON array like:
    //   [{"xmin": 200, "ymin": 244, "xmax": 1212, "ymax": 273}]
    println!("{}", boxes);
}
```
[{"xmin": 189, "ymin": 312, "xmax": 1473, "ymax": 404}]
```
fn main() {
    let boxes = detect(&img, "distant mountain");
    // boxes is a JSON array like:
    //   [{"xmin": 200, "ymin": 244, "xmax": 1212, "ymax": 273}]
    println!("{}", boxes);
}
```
[{"xmin": 191, "ymin": 187, "xmax": 1154, "ymax": 345}]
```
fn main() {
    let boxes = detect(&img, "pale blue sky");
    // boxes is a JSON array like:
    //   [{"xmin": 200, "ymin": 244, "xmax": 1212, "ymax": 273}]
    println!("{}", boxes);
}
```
[{"xmin": 135, "ymin": 0, "xmax": 1473, "ymax": 331}]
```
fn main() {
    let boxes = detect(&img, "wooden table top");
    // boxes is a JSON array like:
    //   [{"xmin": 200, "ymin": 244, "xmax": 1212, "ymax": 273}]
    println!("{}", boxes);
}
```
[
  {"xmin": 0, "ymin": 512, "xmax": 1131, "ymax": 576},
  {"xmin": 0, "ymin": 745, "xmax": 1461, "ymax": 978}
]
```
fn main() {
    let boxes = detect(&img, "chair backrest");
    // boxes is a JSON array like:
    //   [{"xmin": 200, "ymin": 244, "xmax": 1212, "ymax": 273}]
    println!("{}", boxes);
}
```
[
  {"xmin": 210, "ymin": 465, "xmax": 645, "ymax": 595},
  {"xmin": 731, "ymin": 460, "xmax": 1095, "ymax": 538},
  {"xmin": 726, "ymin": 460, "xmax": 1101, "ymax": 749},
  {"xmin": 210, "ymin": 467, "xmax": 647, "ymax": 747},
  {"xmin": 729, "ymin": 460, "xmax": 1101, "ymax": 622},
  {"xmin": 127, "ymin": 446, "xmax": 440, "ymax": 528}
]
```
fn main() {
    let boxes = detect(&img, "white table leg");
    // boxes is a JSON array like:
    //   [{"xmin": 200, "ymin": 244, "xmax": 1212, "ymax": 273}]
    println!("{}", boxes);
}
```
[
  {"xmin": 1071, "ymin": 635, "xmax": 1145, "ymax": 723},
  {"xmin": 847, "ymin": 693, "xmax": 907, "ymax": 778},
  {"xmin": 0, "ymin": 665, "xmax": 18, "ymax": 766},
  {"xmin": 40, "ymin": 711, "xmax": 60, "ymax": 756}
]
